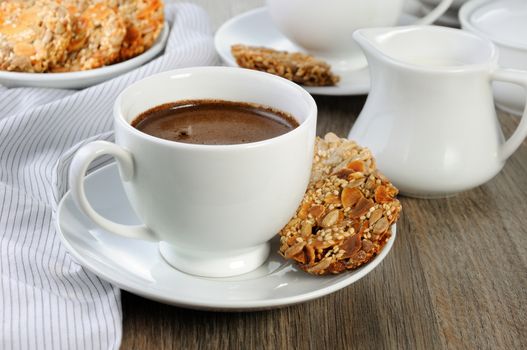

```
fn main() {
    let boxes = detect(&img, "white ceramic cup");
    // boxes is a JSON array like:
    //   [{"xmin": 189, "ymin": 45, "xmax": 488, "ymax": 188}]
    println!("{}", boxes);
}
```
[
  {"xmin": 266, "ymin": 0, "xmax": 453, "ymax": 70},
  {"xmin": 69, "ymin": 67, "xmax": 317, "ymax": 277}
]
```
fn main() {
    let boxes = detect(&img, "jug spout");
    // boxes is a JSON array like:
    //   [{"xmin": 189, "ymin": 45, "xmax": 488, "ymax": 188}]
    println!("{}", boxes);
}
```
[{"xmin": 352, "ymin": 27, "xmax": 397, "ymax": 60}]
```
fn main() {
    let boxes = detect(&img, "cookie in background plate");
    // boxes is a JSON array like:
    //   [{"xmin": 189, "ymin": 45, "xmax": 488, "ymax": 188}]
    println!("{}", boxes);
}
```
[
  {"xmin": 231, "ymin": 44, "xmax": 340, "ymax": 86},
  {"xmin": 52, "ymin": 2, "xmax": 126, "ymax": 72},
  {"xmin": 279, "ymin": 133, "xmax": 402, "ymax": 275},
  {"xmin": 0, "ymin": 0, "xmax": 72, "ymax": 72},
  {"xmin": 118, "ymin": 0, "xmax": 165, "ymax": 61}
]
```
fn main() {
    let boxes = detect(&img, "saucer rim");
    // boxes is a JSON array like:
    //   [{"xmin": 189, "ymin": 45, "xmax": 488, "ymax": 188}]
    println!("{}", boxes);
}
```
[{"xmin": 56, "ymin": 163, "xmax": 397, "ymax": 311}]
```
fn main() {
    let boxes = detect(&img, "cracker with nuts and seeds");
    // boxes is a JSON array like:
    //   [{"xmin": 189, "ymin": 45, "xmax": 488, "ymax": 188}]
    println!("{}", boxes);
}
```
[
  {"xmin": 117, "ymin": 0, "xmax": 164, "ymax": 61},
  {"xmin": 279, "ymin": 133, "xmax": 402, "ymax": 275},
  {"xmin": 51, "ymin": 2, "xmax": 126, "ymax": 72},
  {"xmin": 231, "ymin": 44, "xmax": 340, "ymax": 87},
  {"xmin": 0, "ymin": 0, "xmax": 72, "ymax": 72}
]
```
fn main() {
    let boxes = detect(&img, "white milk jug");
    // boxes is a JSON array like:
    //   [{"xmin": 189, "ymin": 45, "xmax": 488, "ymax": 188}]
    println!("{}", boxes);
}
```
[{"xmin": 349, "ymin": 26, "xmax": 527, "ymax": 198}]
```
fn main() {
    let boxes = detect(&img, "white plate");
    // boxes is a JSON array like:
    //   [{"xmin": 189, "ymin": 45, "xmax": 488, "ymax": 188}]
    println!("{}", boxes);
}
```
[
  {"xmin": 56, "ymin": 163, "xmax": 397, "ymax": 311},
  {"xmin": 214, "ymin": 8, "xmax": 417, "ymax": 96},
  {"xmin": 0, "ymin": 23, "xmax": 169, "ymax": 90}
]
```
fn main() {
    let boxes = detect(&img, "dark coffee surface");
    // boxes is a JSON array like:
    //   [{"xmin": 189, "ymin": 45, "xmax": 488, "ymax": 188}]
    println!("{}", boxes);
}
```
[{"xmin": 132, "ymin": 100, "xmax": 299, "ymax": 145}]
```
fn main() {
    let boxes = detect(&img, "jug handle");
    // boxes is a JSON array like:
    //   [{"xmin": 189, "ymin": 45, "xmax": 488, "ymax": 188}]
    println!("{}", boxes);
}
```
[
  {"xmin": 413, "ymin": 0, "xmax": 453, "ymax": 25},
  {"xmin": 491, "ymin": 69, "xmax": 527, "ymax": 161}
]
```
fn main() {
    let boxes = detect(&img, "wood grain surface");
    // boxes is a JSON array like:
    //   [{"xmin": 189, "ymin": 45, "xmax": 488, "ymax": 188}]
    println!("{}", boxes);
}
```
[{"xmin": 121, "ymin": 1, "xmax": 527, "ymax": 349}]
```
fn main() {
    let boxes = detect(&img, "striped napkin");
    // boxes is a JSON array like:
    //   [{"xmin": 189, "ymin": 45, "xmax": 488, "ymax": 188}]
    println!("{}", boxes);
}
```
[{"xmin": 0, "ymin": 3, "xmax": 217, "ymax": 349}]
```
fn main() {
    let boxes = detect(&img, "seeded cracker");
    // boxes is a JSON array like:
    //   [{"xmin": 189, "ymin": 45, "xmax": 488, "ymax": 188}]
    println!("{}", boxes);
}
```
[
  {"xmin": 279, "ymin": 133, "xmax": 402, "ymax": 275},
  {"xmin": 0, "ymin": 0, "xmax": 165, "ymax": 73},
  {"xmin": 0, "ymin": 0, "xmax": 72, "ymax": 72},
  {"xmin": 52, "ymin": 2, "xmax": 126, "ymax": 72},
  {"xmin": 231, "ymin": 44, "xmax": 340, "ymax": 87},
  {"xmin": 117, "ymin": 0, "xmax": 165, "ymax": 61}
]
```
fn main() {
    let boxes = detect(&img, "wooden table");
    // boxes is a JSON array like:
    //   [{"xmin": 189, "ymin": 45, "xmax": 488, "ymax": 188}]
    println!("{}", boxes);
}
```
[{"xmin": 121, "ymin": 1, "xmax": 527, "ymax": 348}]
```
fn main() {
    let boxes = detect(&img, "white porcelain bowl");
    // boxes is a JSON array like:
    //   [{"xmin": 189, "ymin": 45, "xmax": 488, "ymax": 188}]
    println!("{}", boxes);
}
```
[
  {"xmin": 0, "ymin": 23, "xmax": 169, "ymax": 90},
  {"xmin": 460, "ymin": 0, "xmax": 527, "ymax": 116}
]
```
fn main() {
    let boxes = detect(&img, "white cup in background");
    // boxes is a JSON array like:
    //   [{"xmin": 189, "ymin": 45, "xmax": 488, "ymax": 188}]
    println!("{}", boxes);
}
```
[{"xmin": 266, "ymin": 0, "xmax": 453, "ymax": 70}]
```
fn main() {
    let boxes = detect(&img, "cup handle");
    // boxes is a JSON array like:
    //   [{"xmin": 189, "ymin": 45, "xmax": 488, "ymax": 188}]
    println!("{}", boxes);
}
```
[
  {"xmin": 491, "ymin": 69, "xmax": 527, "ymax": 161},
  {"xmin": 412, "ymin": 0, "xmax": 453, "ymax": 25},
  {"xmin": 69, "ymin": 140, "xmax": 156, "ymax": 241}
]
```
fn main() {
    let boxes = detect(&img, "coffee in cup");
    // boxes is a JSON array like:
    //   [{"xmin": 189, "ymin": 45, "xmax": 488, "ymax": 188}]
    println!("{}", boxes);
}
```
[{"xmin": 131, "ymin": 100, "xmax": 299, "ymax": 145}]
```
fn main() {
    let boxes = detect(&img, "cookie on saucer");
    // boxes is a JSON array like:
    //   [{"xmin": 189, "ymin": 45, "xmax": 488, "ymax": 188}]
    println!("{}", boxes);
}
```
[{"xmin": 279, "ymin": 133, "xmax": 402, "ymax": 275}]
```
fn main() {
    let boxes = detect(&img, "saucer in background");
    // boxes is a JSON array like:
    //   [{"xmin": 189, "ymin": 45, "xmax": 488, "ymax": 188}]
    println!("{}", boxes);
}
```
[
  {"xmin": 56, "ymin": 163, "xmax": 397, "ymax": 311},
  {"xmin": 214, "ymin": 7, "xmax": 418, "ymax": 96}
]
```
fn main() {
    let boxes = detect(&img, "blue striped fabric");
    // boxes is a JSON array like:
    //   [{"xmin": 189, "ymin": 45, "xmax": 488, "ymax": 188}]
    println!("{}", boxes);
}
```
[{"xmin": 0, "ymin": 3, "xmax": 217, "ymax": 349}]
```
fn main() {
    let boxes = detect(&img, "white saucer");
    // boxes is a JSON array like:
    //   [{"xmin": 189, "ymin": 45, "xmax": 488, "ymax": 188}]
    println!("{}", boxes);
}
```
[
  {"xmin": 0, "ymin": 23, "xmax": 169, "ymax": 90},
  {"xmin": 214, "ymin": 8, "xmax": 417, "ymax": 96},
  {"xmin": 56, "ymin": 163, "xmax": 396, "ymax": 311}
]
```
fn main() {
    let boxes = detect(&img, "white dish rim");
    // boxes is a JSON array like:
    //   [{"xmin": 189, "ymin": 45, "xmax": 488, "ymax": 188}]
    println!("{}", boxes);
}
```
[{"xmin": 459, "ymin": 0, "xmax": 527, "ymax": 50}]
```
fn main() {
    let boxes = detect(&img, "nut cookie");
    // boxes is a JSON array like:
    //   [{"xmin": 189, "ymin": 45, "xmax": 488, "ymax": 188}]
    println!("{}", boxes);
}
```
[
  {"xmin": 51, "ymin": 2, "xmax": 126, "ymax": 71},
  {"xmin": 58, "ymin": 0, "xmax": 91, "ymax": 56},
  {"xmin": 310, "ymin": 132, "xmax": 377, "ymax": 184},
  {"xmin": 0, "ymin": 0, "xmax": 72, "ymax": 72},
  {"xmin": 231, "ymin": 44, "xmax": 340, "ymax": 87},
  {"xmin": 279, "ymin": 133, "xmax": 402, "ymax": 275},
  {"xmin": 117, "ymin": 0, "xmax": 164, "ymax": 60}
]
